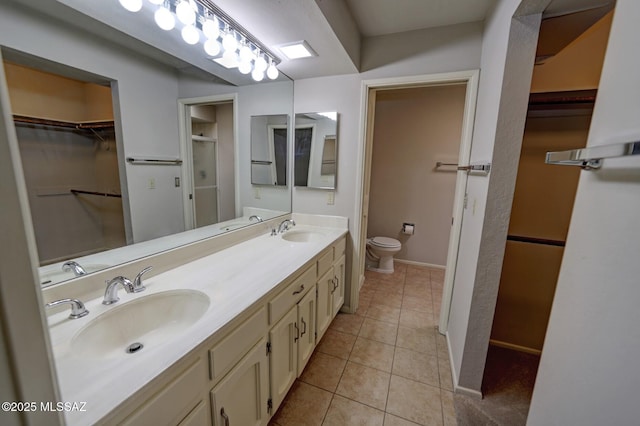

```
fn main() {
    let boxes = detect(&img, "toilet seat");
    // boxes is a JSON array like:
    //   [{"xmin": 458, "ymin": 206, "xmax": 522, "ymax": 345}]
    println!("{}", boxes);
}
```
[{"xmin": 370, "ymin": 236, "xmax": 401, "ymax": 248}]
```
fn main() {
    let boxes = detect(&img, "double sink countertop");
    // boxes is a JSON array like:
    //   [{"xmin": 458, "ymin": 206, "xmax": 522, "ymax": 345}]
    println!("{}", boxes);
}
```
[{"xmin": 45, "ymin": 216, "xmax": 347, "ymax": 425}]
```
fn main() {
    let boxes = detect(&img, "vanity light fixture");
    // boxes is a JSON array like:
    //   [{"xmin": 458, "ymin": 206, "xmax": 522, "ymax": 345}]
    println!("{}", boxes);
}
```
[
  {"xmin": 119, "ymin": 0, "xmax": 281, "ymax": 82},
  {"xmin": 278, "ymin": 40, "xmax": 317, "ymax": 60}
]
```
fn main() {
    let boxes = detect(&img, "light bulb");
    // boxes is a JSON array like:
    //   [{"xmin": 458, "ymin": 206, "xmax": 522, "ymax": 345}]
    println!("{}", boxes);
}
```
[
  {"xmin": 176, "ymin": 1, "xmax": 196, "ymax": 25},
  {"xmin": 148, "ymin": 0, "xmax": 163, "ymax": 4},
  {"xmin": 238, "ymin": 61, "xmax": 252, "ymax": 75},
  {"xmin": 251, "ymin": 68, "xmax": 264, "ymax": 82},
  {"xmin": 239, "ymin": 44, "xmax": 253, "ymax": 63},
  {"xmin": 154, "ymin": 7, "xmax": 175, "ymax": 31},
  {"xmin": 204, "ymin": 39, "xmax": 221, "ymax": 56},
  {"xmin": 222, "ymin": 50, "xmax": 239, "ymax": 67},
  {"xmin": 222, "ymin": 32, "xmax": 238, "ymax": 53},
  {"xmin": 181, "ymin": 25, "xmax": 199, "ymax": 45},
  {"xmin": 254, "ymin": 55, "xmax": 268, "ymax": 73},
  {"xmin": 119, "ymin": 0, "xmax": 143, "ymax": 12},
  {"xmin": 267, "ymin": 63, "xmax": 279, "ymax": 80},
  {"xmin": 202, "ymin": 17, "xmax": 219, "ymax": 40}
]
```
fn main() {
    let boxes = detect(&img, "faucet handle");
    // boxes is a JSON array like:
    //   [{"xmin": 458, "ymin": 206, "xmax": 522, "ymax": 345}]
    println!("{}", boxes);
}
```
[
  {"xmin": 46, "ymin": 298, "xmax": 89, "ymax": 319},
  {"xmin": 133, "ymin": 266, "xmax": 152, "ymax": 293}
]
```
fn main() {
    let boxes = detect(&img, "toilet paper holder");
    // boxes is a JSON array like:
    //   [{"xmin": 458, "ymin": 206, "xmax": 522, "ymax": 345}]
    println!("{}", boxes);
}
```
[{"xmin": 402, "ymin": 223, "xmax": 415, "ymax": 235}]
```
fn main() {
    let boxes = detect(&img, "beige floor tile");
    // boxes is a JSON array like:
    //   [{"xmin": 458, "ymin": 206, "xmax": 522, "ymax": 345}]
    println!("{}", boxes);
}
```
[
  {"xmin": 350, "ymin": 337, "xmax": 395, "ymax": 372},
  {"xmin": 375, "ymin": 280, "xmax": 405, "ymax": 295},
  {"xmin": 430, "ymin": 269, "xmax": 445, "ymax": 283},
  {"xmin": 403, "ymin": 285, "xmax": 431, "ymax": 300},
  {"xmin": 441, "ymin": 390, "xmax": 457, "ymax": 426},
  {"xmin": 367, "ymin": 305, "xmax": 401, "ymax": 324},
  {"xmin": 335, "ymin": 362, "xmax": 391, "ymax": 410},
  {"xmin": 329, "ymin": 313, "xmax": 365, "ymax": 335},
  {"xmin": 356, "ymin": 298, "xmax": 371, "ymax": 317},
  {"xmin": 399, "ymin": 308, "xmax": 434, "ymax": 330},
  {"xmin": 272, "ymin": 380, "xmax": 333, "ymax": 426},
  {"xmin": 322, "ymin": 395, "xmax": 385, "ymax": 426},
  {"xmin": 300, "ymin": 352, "xmax": 347, "ymax": 392},
  {"xmin": 402, "ymin": 295, "xmax": 434, "ymax": 314},
  {"xmin": 371, "ymin": 291, "xmax": 403, "ymax": 309},
  {"xmin": 396, "ymin": 326, "xmax": 437, "ymax": 355},
  {"xmin": 384, "ymin": 413, "xmax": 422, "ymax": 426},
  {"xmin": 317, "ymin": 329, "xmax": 357, "ymax": 359},
  {"xmin": 359, "ymin": 317, "xmax": 399, "ymax": 345},
  {"xmin": 404, "ymin": 274, "xmax": 430, "ymax": 286},
  {"xmin": 392, "ymin": 347, "xmax": 439, "ymax": 387},
  {"xmin": 438, "ymin": 359, "xmax": 453, "ymax": 391},
  {"xmin": 387, "ymin": 375, "xmax": 443, "ymax": 426},
  {"xmin": 405, "ymin": 265, "xmax": 431, "ymax": 280}
]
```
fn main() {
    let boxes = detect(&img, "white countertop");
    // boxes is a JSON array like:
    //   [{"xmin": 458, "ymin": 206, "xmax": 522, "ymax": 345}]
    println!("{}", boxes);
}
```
[{"xmin": 46, "ymin": 220, "xmax": 347, "ymax": 425}]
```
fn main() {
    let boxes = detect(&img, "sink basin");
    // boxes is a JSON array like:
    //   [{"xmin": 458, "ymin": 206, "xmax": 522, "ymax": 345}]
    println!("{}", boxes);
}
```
[
  {"xmin": 71, "ymin": 290, "xmax": 209, "ymax": 359},
  {"xmin": 281, "ymin": 230, "xmax": 325, "ymax": 243}
]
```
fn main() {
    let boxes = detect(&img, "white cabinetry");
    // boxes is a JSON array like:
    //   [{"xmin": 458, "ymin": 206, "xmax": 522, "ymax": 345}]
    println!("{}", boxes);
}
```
[
  {"xmin": 268, "ymin": 265, "xmax": 317, "ymax": 412},
  {"xmin": 316, "ymin": 238, "xmax": 347, "ymax": 342},
  {"xmin": 210, "ymin": 339, "xmax": 270, "ymax": 426}
]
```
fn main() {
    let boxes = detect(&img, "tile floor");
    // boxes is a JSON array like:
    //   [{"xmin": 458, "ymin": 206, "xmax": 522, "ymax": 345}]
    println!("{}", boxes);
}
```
[{"xmin": 270, "ymin": 263, "xmax": 456, "ymax": 426}]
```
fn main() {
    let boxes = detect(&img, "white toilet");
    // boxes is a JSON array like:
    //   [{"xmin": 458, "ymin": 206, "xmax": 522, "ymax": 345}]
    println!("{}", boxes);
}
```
[{"xmin": 366, "ymin": 236, "xmax": 402, "ymax": 274}]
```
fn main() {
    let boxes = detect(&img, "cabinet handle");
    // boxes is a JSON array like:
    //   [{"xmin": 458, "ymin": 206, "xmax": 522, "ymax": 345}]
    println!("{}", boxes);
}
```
[
  {"xmin": 333, "ymin": 276, "xmax": 339, "ymax": 290},
  {"xmin": 294, "ymin": 322, "xmax": 299, "ymax": 343},
  {"xmin": 221, "ymin": 408, "xmax": 230, "ymax": 426},
  {"xmin": 300, "ymin": 317, "xmax": 307, "ymax": 337},
  {"xmin": 330, "ymin": 278, "xmax": 336, "ymax": 294},
  {"xmin": 292, "ymin": 284, "xmax": 305, "ymax": 295}
]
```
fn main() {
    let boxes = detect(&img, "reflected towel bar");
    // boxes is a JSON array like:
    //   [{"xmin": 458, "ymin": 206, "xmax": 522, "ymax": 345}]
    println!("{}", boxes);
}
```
[
  {"xmin": 126, "ymin": 157, "xmax": 182, "ymax": 165},
  {"xmin": 546, "ymin": 140, "xmax": 640, "ymax": 170},
  {"xmin": 435, "ymin": 161, "xmax": 491, "ymax": 174},
  {"xmin": 251, "ymin": 160, "xmax": 273, "ymax": 165},
  {"xmin": 71, "ymin": 189, "xmax": 122, "ymax": 198}
]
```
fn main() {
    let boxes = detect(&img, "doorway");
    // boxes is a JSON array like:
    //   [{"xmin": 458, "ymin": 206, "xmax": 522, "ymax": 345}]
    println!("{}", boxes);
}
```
[
  {"xmin": 354, "ymin": 71, "xmax": 479, "ymax": 329},
  {"xmin": 179, "ymin": 95, "xmax": 237, "ymax": 231}
]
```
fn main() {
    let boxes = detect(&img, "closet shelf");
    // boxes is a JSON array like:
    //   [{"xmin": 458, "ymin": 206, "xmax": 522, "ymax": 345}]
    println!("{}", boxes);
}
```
[
  {"xmin": 13, "ymin": 115, "xmax": 115, "ymax": 129},
  {"xmin": 71, "ymin": 189, "xmax": 122, "ymax": 198},
  {"xmin": 191, "ymin": 135, "xmax": 216, "ymax": 142}
]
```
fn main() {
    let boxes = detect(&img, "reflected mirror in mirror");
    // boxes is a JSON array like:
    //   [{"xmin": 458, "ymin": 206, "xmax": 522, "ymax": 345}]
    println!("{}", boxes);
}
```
[
  {"xmin": 250, "ymin": 114, "xmax": 288, "ymax": 186},
  {"xmin": 2, "ymin": 47, "xmax": 293, "ymax": 287},
  {"xmin": 294, "ymin": 112, "xmax": 338, "ymax": 189}
]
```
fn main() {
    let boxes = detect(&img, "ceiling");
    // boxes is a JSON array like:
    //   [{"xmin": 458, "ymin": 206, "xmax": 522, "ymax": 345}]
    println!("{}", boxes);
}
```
[{"xmin": 6, "ymin": 0, "xmax": 616, "ymax": 84}]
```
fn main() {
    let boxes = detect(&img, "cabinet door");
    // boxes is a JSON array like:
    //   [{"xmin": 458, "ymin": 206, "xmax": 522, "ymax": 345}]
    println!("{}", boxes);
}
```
[
  {"xmin": 269, "ymin": 307, "xmax": 298, "ymax": 411},
  {"xmin": 297, "ymin": 286, "xmax": 316, "ymax": 376},
  {"xmin": 211, "ymin": 339, "xmax": 269, "ymax": 426},
  {"xmin": 316, "ymin": 266, "xmax": 334, "ymax": 343},
  {"xmin": 332, "ymin": 255, "xmax": 346, "ymax": 317}
]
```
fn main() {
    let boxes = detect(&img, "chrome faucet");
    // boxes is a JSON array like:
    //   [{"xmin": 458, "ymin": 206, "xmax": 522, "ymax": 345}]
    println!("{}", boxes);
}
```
[
  {"xmin": 132, "ymin": 266, "xmax": 152, "ymax": 293},
  {"xmin": 102, "ymin": 276, "xmax": 135, "ymax": 305},
  {"xmin": 62, "ymin": 261, "xmax": 87, "ymax": 277},
  {"xmin": 277, "ymin": 219, "xmax": 296, "ymax": 234},
  {"xmin": 249, "ymin": 215, "xmax": 263, "ymax": 222},
  {"xmin": 46, "ymin": 298, "xmax": 89, "ymax": 319}
]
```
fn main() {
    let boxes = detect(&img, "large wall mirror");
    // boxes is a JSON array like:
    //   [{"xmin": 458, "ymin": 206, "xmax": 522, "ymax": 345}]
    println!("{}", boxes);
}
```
[
  {"xmin": 294, "ymin": 112, "xmax": 338, "ymax": 189},
  {"xmin": 0, "ymin": 8, "xmax": 293, "ymax": 287}
]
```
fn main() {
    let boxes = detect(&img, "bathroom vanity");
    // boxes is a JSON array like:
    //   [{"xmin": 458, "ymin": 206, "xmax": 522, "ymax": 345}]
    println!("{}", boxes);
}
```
[{"xmin": 44, "ymin": 216, "xmax": 348, "ymax": 425}]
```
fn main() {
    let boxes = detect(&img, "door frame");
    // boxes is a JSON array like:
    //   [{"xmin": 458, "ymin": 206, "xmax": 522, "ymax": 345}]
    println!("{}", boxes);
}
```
[
  {"xmin": 353, "ymin": 70, "xmax": 479, "ymax": 332},
  {"xmin": 178, "ymin": 94, "xmax": 238, "ymax": 230}
]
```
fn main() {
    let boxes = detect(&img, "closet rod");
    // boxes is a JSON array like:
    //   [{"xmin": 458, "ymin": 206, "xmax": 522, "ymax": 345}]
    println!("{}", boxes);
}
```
[
  {"xmin": 507, "ymin": 234, "xmax": 565, "ymax": 247},
  {"xmin": 13, "ymin": 115, "xmax": 115, "ymax": 129},
  {"xmin": 126, "ymin": 157, "xmax": 183, "ymax": 165},
  {"xmin": 71, "ymin": 189, "xmax": 122, "ymax": 198}
]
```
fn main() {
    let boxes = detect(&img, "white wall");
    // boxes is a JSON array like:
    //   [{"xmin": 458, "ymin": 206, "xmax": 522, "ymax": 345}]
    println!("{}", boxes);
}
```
[
  {"xmin": 528, "ymin": 0, "xmax": 640, "ymax": 423},
  {"xmin": 0, "ymin": 2, "xmax": 184, "ymax": 245}
]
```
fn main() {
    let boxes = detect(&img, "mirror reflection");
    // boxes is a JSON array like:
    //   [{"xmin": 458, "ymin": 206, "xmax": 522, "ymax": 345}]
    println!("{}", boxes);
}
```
[
  {"xmin": 250, "ymin": 114, "xmax": 288, "ymax": 186},
  {"xmin": 294, "ymin": 112, "xmax": 338, "ymax": 189},
  {"xmin": 2, "ymin": 48, "xmax": 293, "ymax": 287}
]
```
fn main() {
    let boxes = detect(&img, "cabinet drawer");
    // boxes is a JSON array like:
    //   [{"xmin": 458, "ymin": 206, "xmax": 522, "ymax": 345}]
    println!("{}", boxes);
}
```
[
  {"xmin": 317, "ymin": 248, "xmax": 334, "ymax": 277},
  {"xmin": 334, "ymin": 237, "xmax": 346, "ymax": 260},
  {"xmin": 269, "ymin": 266, "xmax": 315, "ymax": 325},
  {"xmin": 209, "ymin": 307, "xmax": 267, "ymax": 382},
  {"xmin": 123, "ymin": 357, "xmax": 206, "ymax": 426},
  {"xmin": 178, "ymin": 400, "xmax": 208, "ymax": 426}
]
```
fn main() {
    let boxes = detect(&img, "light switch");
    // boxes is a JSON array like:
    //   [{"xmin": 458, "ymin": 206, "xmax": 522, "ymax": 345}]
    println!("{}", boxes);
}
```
[
  {"xmin": 254, "ymin": 187, "xmax": 261, "ymax": 199},
  {"xmin": 148, "ymin": 178, "xmax": 156, "ymax": 189},
  {"xmin": 327, "ymin": 191, "xmax": 335, "ymax": 205}
]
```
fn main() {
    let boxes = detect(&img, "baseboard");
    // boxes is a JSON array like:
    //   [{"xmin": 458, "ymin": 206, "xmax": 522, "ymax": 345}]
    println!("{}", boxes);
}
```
[
  {"xmin": 489, "ymin": 339, "xmax": 542, "ymax": 356},
  {"xmin": 395, "ymin": 259, "xmax": 445, "ymax": 269}
]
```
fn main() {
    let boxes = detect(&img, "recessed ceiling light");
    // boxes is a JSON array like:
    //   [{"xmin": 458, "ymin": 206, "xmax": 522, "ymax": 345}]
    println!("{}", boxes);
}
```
[
  {"xmin": 212, "ymin": 55, "xmax": 239, "ymax": 69},
  {"xmin": 278, "ymin": 41, "xmax": 317, "ymax": 60}
]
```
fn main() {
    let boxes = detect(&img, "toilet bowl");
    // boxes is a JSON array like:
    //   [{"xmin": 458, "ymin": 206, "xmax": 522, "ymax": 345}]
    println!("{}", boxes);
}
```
[{"xmin": 366, "ymin": 236, "xmax": 402, "ymax": 274}]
